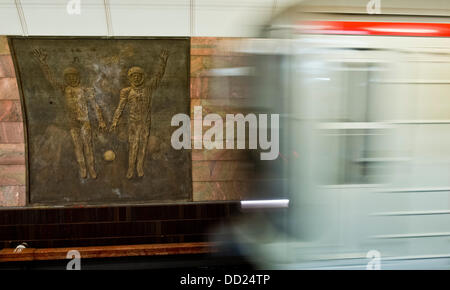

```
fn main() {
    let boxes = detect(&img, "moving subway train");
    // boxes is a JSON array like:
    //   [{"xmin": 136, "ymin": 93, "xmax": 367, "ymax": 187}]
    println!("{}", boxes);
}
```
[{"xmin": 224, "ymin": 0, "xmax": 450, "ymax": 269}]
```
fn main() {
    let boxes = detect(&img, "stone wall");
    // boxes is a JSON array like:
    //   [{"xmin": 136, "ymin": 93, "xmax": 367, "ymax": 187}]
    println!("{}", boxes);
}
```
[
  {"xmin": 0, "ymin": 36, "xmax": 26, "ymax": 206},
  {"xmin": 190, "ymin": 37, "xmax": 254, "ymax": 201}
]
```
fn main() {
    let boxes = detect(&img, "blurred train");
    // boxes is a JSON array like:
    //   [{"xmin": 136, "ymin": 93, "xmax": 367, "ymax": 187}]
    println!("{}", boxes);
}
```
[{"xmin": 221, "ymin": 0, "xmax": 450, "ymax": 269}]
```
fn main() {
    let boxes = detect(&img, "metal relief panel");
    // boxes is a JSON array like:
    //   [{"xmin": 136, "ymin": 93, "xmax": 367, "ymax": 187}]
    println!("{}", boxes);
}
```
[{"xmin": 10, "ymin": 37, "xmax": 191, "ymax": 205}]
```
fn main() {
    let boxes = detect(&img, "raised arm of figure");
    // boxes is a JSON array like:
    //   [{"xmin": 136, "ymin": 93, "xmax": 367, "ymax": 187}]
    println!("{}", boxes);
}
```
[
  {"xmin": 32, "ymin": 48, "xmax": 64, "ymax": 92},
  {"xmin": 149, "ymin": 49, "xmax": 169, "ymax": 91}
]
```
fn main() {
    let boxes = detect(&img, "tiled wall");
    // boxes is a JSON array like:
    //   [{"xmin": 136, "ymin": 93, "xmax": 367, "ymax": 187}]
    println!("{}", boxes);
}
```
[{"xmin": 0, "ymin": 36, "xmax": 254, "ymax": 207}]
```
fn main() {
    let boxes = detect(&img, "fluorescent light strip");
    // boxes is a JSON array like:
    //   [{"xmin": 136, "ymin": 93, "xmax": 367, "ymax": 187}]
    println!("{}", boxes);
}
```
[{"xmin": 241, "ymin": 199, "xmax": 289, "ymax": 209}]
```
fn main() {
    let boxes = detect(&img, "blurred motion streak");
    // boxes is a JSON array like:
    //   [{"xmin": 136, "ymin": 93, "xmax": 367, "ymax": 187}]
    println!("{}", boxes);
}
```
[{"xmin": 209, "ymin": 0, "xmax": 450, "ymax": 270}]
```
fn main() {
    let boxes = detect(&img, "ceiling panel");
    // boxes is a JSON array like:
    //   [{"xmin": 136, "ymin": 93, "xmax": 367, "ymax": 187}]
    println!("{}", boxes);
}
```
[
  {"xmin": 0, "ymin": 0, "xmax": 23, "ymax": 35},
  {"xmin": 109, "ymin": 0, "xmax": 190, "ymax": 36},
  {"xmin": 195, "ymin": 0, "xmax": 274, "ymax": 37},
  {"xmin": 20, "ymin": 0, "xmax": 108, "ymax": 35}
]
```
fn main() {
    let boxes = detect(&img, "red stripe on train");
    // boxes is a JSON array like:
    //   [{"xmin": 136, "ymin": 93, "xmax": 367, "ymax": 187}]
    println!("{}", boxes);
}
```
[{"xmin": 296, "ymin": 21, "xmax": 450, "ymax": 37}]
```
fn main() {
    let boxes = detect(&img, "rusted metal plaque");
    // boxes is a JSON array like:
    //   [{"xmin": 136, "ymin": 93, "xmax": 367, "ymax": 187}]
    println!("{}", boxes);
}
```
[{"xmin": 9, "ymin": 37, "xmax": 191, "ymax": 205}]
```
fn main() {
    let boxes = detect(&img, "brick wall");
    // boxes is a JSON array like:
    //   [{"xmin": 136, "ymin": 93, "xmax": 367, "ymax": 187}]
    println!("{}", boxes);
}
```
[{"xmin": 0, "ymin": 36, "xmax": 254, "ymax": 207}]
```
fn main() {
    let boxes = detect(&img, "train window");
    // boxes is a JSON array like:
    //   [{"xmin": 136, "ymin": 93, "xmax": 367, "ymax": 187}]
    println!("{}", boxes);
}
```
[
  {"xmin": 319, "ymin": 128, "xmax": 390, "ymax": 185},
  {"xmin": 318, "ymin": 61, "xmax": 391, "ymax": 185},
  {"xmin": 343, "ymin": 63, "xmax": 372, "ymax": 122}
]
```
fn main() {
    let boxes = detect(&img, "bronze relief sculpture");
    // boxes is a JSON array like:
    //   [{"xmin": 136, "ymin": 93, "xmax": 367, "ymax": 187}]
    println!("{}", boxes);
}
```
[
  {"xmin": 110, "ymin": 50, "xmax": 169, "ymax": 179},
  {"xmin": 33, "ymin": 48, "xmax": 107, "ymax": 179},
  {"xmin": 10, "ymin": 37, "xmax": 191, "ymax": 205}
]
